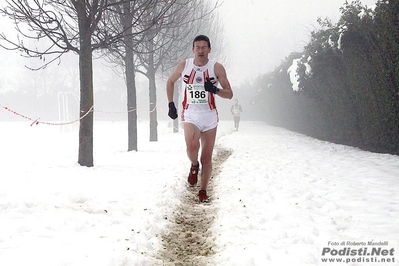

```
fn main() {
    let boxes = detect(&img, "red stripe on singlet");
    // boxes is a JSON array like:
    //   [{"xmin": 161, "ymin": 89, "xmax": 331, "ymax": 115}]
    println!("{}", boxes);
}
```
[
  {"xmin": 203, "ymin": 70, "xmax": 216, "ymax": 110},
  {"xmin": 183, "ymin": 69, "xmax": 197, "ymax": 110}
]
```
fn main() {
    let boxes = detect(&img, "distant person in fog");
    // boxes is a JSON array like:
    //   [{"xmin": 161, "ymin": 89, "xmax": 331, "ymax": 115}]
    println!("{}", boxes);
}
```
[{"xmin": 231, "ymin": 99, "xmax": 242, "ymax": 131}]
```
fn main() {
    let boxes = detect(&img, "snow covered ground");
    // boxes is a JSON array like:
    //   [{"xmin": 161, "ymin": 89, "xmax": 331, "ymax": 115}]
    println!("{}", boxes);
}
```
[{"xmin": 0, "ymin": 120, "xmax": 398, "ymax": 266}]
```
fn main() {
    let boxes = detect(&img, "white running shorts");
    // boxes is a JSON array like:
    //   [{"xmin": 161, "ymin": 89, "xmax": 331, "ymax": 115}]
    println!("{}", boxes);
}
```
[{"xmin": 182, "ymin": 109, "xmax": 219, "ymax": 132}]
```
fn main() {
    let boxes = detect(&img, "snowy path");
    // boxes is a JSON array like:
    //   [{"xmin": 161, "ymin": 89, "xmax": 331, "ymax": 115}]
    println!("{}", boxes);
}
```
[
  {"xmin": 159, "ymin": 147, "xmax": 232, "ymax": 265},
  {"xmin": 0, "ymin": 120, "xmax": 397, "ymax": 265}
]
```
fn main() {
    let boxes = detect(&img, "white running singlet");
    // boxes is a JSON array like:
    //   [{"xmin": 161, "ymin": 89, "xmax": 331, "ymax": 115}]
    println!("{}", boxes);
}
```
[
  {"xmin": 180, "ymin": 58, "xmax": 219, "ymax": 132},
  {"xmin": 180, "ymin": 58, "xmax": 218, "ymax": 111}
]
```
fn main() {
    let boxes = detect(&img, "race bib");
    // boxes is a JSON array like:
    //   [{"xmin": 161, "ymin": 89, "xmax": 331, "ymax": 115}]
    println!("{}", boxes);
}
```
[{"xmin": 186, "ymin": 84, "xmax": 208, "ymax": 104}]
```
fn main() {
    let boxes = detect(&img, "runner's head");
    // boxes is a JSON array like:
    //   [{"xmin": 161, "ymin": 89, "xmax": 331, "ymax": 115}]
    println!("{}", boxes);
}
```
[
  {"xmin": 193, "ymin": 35, "xmax": 211, "ymax": 48},
  {"xmin": 192, "ymin": 35, "xmax": 211, "ymax": 58}
]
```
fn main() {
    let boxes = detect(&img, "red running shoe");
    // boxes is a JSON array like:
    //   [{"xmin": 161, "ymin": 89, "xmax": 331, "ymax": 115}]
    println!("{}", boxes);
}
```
[
  {"xmin": 187, "ymin": 164, "xmax": 199, "ymax": 186},
  {"xmin": 198, "ymin": 190, "xmax": 209, "ymax": 203}
]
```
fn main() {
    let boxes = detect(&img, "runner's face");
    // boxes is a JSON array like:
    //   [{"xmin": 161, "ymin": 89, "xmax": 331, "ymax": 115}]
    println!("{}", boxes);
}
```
[{"xmin": 193, "ymin": 40, "xmax": 211, "ymax": 59}]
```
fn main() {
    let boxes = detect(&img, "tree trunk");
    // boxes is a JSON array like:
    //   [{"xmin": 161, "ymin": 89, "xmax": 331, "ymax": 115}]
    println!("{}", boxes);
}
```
[
  {"xmin": 173, "ymin": 83, "xmax": 179, "ymax": 133},
  {"xmin": 77, "ymin": 7, "xmax": 94, "ymax": 167},
  {"xmin": 149, "ymin": 69, "xmax": 158, "ymax": 141},
  {"xmin": 122, "ymin": 3, "xmax": 138, "ymax": 151},
  {"xmin": 148, "ymin": 40, "xmax": 158, "ymax": 141},
  {"xmin": 126, "ymin": 48, "xmax": 138, "ymax": 151}
]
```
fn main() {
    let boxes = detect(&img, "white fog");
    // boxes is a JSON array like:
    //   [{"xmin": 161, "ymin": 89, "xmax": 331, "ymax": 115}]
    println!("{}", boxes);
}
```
[
  {"xmin": 2, "ymin": 2, "xmax": 398, "ymax": 266},
  {"xmin": 0, "ymin": 0, "xmax": 377, "ymax": 123}
]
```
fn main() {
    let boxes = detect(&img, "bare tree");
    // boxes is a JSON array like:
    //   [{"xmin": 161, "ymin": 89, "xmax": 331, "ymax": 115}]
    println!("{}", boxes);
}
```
[
  {"xmin": 136, "ymin": 0, "xmax": 222, "ymax": 140},
  {"xmin": 0, "ymin": 0, "xmax": 150, "ymax": 165},
  {"xmin": 102, "ymin": 0, "xmax": 180, "ymax": 150},
  {"xmin": 136, "ymin": 0, "xmax": 195, "ymax": 141}
]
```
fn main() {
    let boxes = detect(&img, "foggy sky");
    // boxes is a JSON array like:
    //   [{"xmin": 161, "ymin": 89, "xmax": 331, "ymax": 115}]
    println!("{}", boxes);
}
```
[
  {"xmin": 0, "ymin": 0, "xmax": 379, "ymax": 121},
  {"xmin": 1, "ymin": 0, "xmax": 377, "ymax": 87},
  {"xmin": 215, "ymin": 0, "xmax": 377, "ymax": 85}
]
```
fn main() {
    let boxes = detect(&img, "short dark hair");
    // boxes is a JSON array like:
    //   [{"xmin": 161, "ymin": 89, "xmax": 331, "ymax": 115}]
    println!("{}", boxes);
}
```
[{"xmin": 193, "ymin": 35, "xmax": 211, "ymax": 48}]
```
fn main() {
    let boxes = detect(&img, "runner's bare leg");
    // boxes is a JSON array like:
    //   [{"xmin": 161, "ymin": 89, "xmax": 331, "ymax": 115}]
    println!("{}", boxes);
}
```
[
  {"xmin": 199, "ymin": 127, "xmax": 217, "ymax": 191},
  {"xmin": 184, "ymin": 123, "xmax": 217, "ymax": 191},
  {"xmin": 184, "ymin": 123, "xmax": 201, "ymax": 166}
]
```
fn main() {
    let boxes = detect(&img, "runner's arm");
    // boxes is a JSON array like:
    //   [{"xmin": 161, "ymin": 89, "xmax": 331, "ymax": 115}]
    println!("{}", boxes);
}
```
[
  {"xmin": 167, "ymin": 60, "xmax": 186, "ymax": 103},
  {"xmin": 214, "ymin": 62, "xmax": 233, "ymax": 99}
]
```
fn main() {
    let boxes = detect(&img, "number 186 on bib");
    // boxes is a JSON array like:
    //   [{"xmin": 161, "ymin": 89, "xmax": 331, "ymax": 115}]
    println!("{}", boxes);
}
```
[{"xmin": 186, "ymin": 84, "xmax": 208, "ymax": 104}]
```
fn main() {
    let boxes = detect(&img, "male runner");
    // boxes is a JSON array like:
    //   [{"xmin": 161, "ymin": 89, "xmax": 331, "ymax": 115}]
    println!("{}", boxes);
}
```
[
  {"xmin": 231, "ymin": 99, "xmax": 242, "ymax": 130},
  {"xmin": 166, "ymin": 35, "xmax": 233, "ymax": 202}
]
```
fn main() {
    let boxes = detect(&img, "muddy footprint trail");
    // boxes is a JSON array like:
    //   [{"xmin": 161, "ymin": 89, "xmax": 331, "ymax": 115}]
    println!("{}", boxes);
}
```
[{"xmin": 158, "ymin": 146, "xmax": 232, "ymax": 266}]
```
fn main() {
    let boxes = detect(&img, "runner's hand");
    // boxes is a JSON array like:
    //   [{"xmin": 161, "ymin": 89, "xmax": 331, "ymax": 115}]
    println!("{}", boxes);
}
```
[
  {"xmin": 168, "ymin": 102, "xmax": 178, "ymax": 119},
  {"xmin": 204, "ymin": 78, "xmax": 219, "ymax": 94}
]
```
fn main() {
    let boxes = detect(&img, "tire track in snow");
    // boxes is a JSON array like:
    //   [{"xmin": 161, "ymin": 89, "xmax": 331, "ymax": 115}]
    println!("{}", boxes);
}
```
[{"xmin": 158, "ymin": 146, "xmax": 232, "ymax": 265}]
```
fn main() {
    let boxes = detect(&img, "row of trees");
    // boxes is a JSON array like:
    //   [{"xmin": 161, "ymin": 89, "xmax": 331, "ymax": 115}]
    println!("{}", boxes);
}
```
[
  {"xmin": 0, "ymin": 0, "xmax": 222, "ymax": 166},
  {"xmin": 251, "ymin": 0, "xmax": 399, "ymax": 155}
]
